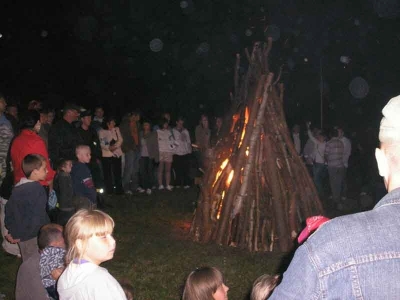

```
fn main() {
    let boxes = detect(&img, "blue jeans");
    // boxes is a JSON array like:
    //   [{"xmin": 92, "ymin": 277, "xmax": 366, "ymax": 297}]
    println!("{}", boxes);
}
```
[
  {"xmin": 328, "ymin": 166, "xmax": 345, "ymax": 204},
  {"xmin": 122, "ymin": 150, "xmax": 140, "ymax": 192}
]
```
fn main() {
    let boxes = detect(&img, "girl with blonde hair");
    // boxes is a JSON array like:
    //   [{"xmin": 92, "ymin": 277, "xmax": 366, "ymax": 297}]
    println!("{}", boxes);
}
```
[{"xmin": 57, "ymin": 209, "xmax": 127, "ymax": 299}]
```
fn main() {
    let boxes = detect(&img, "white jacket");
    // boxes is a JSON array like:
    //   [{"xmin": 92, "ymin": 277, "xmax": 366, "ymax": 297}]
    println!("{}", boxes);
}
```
[
  {"xmin": 157, "ymin": 129, "xmax": 175, "ymax": 153},
  {"xmin": 98, "ymin": 127, "xmax": 123, "ymax": 158},
  {"xmin": 172, "ymin": 128, "xmax": 192, "ymax": 156},
  {"xmin": 57, "ymin": 262, "xmax": 127, "ymax": 300}
]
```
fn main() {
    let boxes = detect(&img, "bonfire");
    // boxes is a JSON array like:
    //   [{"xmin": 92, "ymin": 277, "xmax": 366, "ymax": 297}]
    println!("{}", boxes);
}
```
[{"xmin": 190, "ymin": 39, "xmax": 323, "ymax": 252}]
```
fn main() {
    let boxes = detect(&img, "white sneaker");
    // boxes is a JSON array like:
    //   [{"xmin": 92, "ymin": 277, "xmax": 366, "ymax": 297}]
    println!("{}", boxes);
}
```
[
  {"xmin": 136, "ymin": 187, "xmax": 145, "ymax": 193},
  {"xmin": 166, "ymin": 185, "xmax": 173, "ymax": 191},
  {"xmin": 183, "ymin": 185, "xmax": 190, "ymax": 189},
  {"xmin": 146, "ymin": 189, "xmax": 152, "ymax": 195},
  {"xmin": 125, "ymin": 190, "xmax": 133, "ymax": 195},
  {"xmin": 158, "ymin": 185, "xmax": 165, "ymax": 190}
]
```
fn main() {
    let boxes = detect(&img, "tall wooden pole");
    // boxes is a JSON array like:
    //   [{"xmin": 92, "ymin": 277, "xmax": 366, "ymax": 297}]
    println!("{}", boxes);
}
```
[{"xmin": 320, "ymin": 56, "xmax": 323, "ymax": 129}]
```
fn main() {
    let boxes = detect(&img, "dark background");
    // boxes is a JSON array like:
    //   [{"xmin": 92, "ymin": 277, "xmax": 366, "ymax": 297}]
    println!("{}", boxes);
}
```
[{"xmin": 1, "ymin": 0, "xmax": 400, "ymax": 129}]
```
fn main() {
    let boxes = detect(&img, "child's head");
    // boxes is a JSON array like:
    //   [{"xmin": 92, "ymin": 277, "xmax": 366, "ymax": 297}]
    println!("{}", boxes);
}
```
[
  {"xmin": 64, "ymin": 209, "xmax": 115, "ymax": 265},
  {"xmin": 38, "ymin": 223, "xmax": 65, "ymax": 250},
  {"xmin": 250, "ymin": 274, "xmax": 279, "ymax": 300},
  {"xmin": 182, "ymin": 267, "xmax": 229, "ymax": 300},
  {"xmin": 76, "ymin": 145, "xmax": 91, "ymax": 164},
  {"xmin": 119, "ymin": 280, "xmax": 134, "ymax": 300},
  {"xmin": 57, "ymin": 159, "xmax": 73, "ymax": 173},
  {"xmin": 22, "ymin": 154, "xmax": 47, "ymax": 181}
]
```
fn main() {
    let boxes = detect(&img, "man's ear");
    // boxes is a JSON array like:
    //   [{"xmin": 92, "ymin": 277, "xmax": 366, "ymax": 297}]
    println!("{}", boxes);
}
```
[{"xmin": 375, "ymin": 148, "xmax": 389, "ymax": 178}]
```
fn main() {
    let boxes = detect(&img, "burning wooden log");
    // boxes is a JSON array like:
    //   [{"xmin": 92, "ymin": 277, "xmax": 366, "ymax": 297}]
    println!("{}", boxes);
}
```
[{"xmin": 190, "ymin": 41, "xmax": 323, "ymax": 252}]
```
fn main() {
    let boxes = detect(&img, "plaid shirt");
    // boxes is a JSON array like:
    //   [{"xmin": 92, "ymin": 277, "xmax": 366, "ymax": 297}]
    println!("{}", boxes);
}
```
[{"xmin": 325, "ymin": 137, "xmax": 344, "ymax": 168}]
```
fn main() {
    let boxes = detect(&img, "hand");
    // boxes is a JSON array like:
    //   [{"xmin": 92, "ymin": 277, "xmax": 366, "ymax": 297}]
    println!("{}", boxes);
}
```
[
  {"xmin": 5, "ymin": 233, "xmax": 20, "ymax": 244},
  {"xmin": 51, "ymin": 267, "xmax": 65, "ymax": 280},
  {"xmin": 109, "ymin": 145, "xmax": 117, "ymax": 151}
]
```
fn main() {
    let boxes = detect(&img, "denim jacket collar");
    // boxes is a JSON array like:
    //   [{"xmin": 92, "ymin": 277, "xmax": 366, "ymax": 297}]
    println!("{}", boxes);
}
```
[{"xmin": 374, "ymin": 187, "xmax": 400, "ymax": 208}]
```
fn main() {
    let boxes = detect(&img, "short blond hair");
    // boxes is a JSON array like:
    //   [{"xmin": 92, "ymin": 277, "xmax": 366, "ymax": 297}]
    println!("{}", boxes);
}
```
[
  {"xmin": 182, "ymin": 267, "xmax": 224, "ymax": 300},
  {"xmin": 64, "ymin": 209, "xmax": 115, "ymax": 264},
  {"xmin": 251, "ymin": 274, "xmax": 279, "ymax": 300},
  {"xmin": 75, "ymin": 145, "xmax": 90, "ymax": 156}
]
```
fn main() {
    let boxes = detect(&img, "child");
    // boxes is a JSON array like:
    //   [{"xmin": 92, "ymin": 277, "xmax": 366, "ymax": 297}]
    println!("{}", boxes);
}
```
[
  {"xmin": 39, "ymin": 223, "xmax": 66, "ymax": 300},
  {"xmin": 182, "ymin": 267, "xmax": 229, "ymax": 300},
  {"xmin": 5, "ymin": 154, "xmax": 50, "ymax": 261},
  {"xmin": 57, "ymin": 209, "xmax": 127, "ymax": 299},
  {"xmin": 250, "ymin": 274, "xmax": 280, "ymax": 300},
  {"xmin": 54, "ymin": 159, "xmax": 74, "ymax": 226},
  {"xmin": 71, "ymin": 145, "xmax": 97, "ymax": 208}
]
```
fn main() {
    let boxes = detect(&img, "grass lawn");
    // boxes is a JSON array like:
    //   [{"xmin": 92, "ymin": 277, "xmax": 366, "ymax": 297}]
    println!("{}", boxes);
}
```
[{"xmin": 0, "ymin": 187, "xmax": 287, "ymax": 300}]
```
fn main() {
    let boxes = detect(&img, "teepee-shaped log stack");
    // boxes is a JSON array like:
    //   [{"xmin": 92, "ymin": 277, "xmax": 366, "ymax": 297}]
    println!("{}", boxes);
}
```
[{"xmin": 190, "ymin": 40, "xmax": 323, "ymax": 252}]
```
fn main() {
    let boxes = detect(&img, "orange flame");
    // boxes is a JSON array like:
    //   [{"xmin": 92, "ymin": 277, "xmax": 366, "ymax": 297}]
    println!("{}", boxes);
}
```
[
  {"xmin": 212, "ymin": 158, "xmax": 230, "ymax": 186},
  {"xmin": 245, "ymin": 146, "xmax": 249, "ymax": 157},
  {"xmin": 217, "ymin": 191, "xmax": 226, "ymax": 220},
  {"xmin": 238, "ymin": 107, "xmax": 249, "ymax": 148},
  {"xmin": 226, "ymin": 170, "xmax": 234, "ymax": 187}
]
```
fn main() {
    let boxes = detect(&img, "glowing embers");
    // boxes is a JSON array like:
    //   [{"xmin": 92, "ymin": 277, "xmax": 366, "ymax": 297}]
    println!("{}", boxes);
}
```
[
  {"xmin": 216, "ymin": 191, "xmax": 226, "ymax": 220},
  {"xmin": 212, "ymin": 158, "xmax": 230, "ymax": 187},
  {"xmin": 245, "ymin": 146, "xmax": 249, "ymax": 157},
  {"xmin": 238, "ymin": 106, "xmax": 249, "ymax": 148},
  {"xmin": 226, "ymin": 170, "xmax": 234, "ymax": 187}
]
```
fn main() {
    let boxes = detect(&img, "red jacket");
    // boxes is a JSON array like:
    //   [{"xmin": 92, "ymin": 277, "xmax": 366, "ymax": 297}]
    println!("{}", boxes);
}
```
[{"xmin": 11, "ymin": 129, "xmax": 55, "ymax": 186}]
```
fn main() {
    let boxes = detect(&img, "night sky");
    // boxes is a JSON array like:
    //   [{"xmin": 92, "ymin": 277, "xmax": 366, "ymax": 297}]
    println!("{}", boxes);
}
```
[{"xmin": 1, "ymin": 0, "xmax": 400, "ymax": 129}]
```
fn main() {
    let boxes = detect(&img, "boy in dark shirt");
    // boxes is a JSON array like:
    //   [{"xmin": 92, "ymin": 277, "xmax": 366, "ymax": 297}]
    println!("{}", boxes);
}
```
[
  {"xmin": 54, "ymin": 159, "xmax": 74, "ymax": 226},
  {"xmin": 71, "ymin": 145, "xmax": 97, "ymax": 207},
  {"xmin": 5, "ymin": 154, "xmax": 50, "ymax": 261}
]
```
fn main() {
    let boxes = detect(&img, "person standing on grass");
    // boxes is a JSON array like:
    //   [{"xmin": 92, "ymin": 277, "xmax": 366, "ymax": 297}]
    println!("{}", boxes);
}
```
[
  {"xmin": 71, "ymin": 145, "xmax": 97, "ymax": 208},
  {"xmin": 324, "ymin": 128, "xmax": 344, "ymax": 209},
  {"xmin": 269, "ymin": 95, "xmax": 400, "ymax": 299},
  {"xmin": 98, "ymin": 116, "xmax": 124, "ymax": 195},
  {"xmin": 195, "ymin": 114, "xmax": 211, "ymax": 171},
  {"xmin": 156, "ymin": 118, "xmax": 175, "ymax": 191},
  {"xmin": 172, "ymin": 116, "xmax": 192, "ymax": 188},
  {"xmin": 57, "ymin": 209, "xmax": 127, "ymax": 300},
  {"xmin": 139, "ymin": 120, "xmax": 157, "ymax": 195},
  {"xmin": 48, "ymin": 104, "xmax": 82, "ymax": 165},
  {"xmin": 120, "ymin": 111, "xmax": 141, "ymax": 194},
  {"xmin": 5, "ymin": 154, "xmax": 50, "ymax": 261},
  {"xmin": 10, "ymin": 110, "xmax": 55, "ymax": 194}
]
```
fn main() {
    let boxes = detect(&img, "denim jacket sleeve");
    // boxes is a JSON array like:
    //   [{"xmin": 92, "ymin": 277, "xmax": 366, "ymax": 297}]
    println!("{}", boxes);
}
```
[{"xmin": 269, "ymin": 242, "xmax": 321, "ymax": 300}]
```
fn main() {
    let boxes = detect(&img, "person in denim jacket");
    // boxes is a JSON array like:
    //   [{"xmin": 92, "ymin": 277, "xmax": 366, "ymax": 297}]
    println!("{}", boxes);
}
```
[{"xmin": 269, "ymin": 95, "xmax": 400, "ymax": 299}]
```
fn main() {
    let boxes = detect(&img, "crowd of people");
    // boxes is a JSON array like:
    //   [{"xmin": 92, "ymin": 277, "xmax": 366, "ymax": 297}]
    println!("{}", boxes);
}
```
[
  {"xmin": 1, "ymin": 92, "xmax": 400, "ymax": 299},
  {"xmin": 291, "ymin": 121, "xmax": 352, "ymax": 211}
]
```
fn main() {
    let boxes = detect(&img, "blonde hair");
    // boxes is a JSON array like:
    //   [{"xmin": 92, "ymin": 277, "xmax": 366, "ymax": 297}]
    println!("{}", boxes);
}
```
[
  {"xmin": 182, "ymin": 267, "xmax": 224, "ymax": 300},
  {"xmin": 75, "ymin": 145, "xmax": 90, "ymax": 155},
  {"xmin": 64, "ymin": 209, "xmax": 115, "ymax": 264},
  {"xmin": 250, "ymin": 274, "xmax": 279, "ymax": 300}
]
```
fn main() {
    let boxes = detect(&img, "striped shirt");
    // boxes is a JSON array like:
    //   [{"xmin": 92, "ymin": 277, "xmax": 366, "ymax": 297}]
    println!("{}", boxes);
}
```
[{"xmin": 325, "ymin": 137, "xmax": 344, "ymax": 168}]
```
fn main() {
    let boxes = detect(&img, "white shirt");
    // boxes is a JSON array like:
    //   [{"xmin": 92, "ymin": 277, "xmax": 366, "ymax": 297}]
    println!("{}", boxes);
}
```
[
  {"xmin": 98, "ymin": 127, "xmax": 123, "ymax": 158},
  {"xmin": 307, "ymin": 130, "xmax": 326, "ymax": 164},
  {"xmin": 58, "ymin": 262, "xmax": 127, "ymax": 300},
  {"xmin": 172, "ymin": 128, "xmax": 192, "ymax": 156},
  {"xmin": 340, "ymin": 136, "xmax": 351, "ymax": 168}
]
